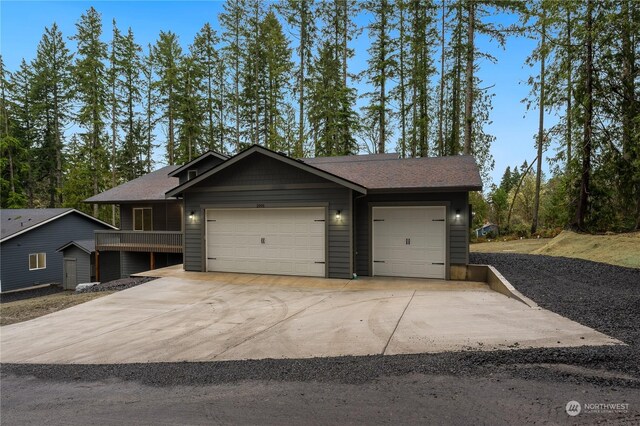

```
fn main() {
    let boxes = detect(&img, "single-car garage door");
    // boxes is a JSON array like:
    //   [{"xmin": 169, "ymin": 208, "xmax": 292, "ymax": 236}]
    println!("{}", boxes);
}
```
[
  {"xmin": 206, "ymin": 207, "xmax": 326, "ymax": 277},
  {"xmin": 372, "ymin": 206, "xmax": 446, "ymax": 279}
]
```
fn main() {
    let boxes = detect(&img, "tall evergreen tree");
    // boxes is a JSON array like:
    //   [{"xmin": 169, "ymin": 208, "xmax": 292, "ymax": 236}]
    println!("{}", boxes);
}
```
[
  {"xmin": 31, "ymin": 23, "xmax": 73, "ymax": 208},
  {"xmin": 153, "ymin": 31, "xmax": 182, "ymax": 165}
]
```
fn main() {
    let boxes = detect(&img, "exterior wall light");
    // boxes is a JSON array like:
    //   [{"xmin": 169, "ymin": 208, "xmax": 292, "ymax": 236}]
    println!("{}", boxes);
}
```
[
  {"xmin": 455, "ymin": 209, "xmax": 461, "ymax": 220},
  {"xmin": 336, "ymin": 210, "xmax": 341, "ymax": 221},
  {"xmin": 189, "ymin": 210, "xmax": 195, "ymax": 220}
]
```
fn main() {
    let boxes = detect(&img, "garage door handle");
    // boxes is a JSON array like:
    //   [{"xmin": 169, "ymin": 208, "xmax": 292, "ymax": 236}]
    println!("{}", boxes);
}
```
[
  {"xmin": 373, "ymin": 260, "xmax": 385, "ymax": 263},
  {"xmin": 314, "ymin": 261, "xmax": 325, "ymax": 264},
  {"xmin": 432, "ymin": 219, "xmax": 445, "ymax": 222},
  {"xmin": 208, "ymin": 257, "xmax": 217, "ymax": 260},
  {"xmin": 261, "ymin": 238, "xmax": 265, "ymax": 244},
  {"xmin": 432, "ymin": 262, "xmax": 444, "ymax": 265},
  {"xmin": 373, "ymin": 219, "xmax": 385, "ymax": 222}
]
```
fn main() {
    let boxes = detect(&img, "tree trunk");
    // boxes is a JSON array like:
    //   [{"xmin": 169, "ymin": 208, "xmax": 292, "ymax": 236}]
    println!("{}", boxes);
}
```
[
  {"xmin": 399, "ymin": 0, "xmax": 406, "ymax": 158},
  {"xmin": 531, "ymin": 16, "xmax": 546, "ymax": 235},
  {"xmin": 565, "ymin": 8, "xmax": 572, "ymax": 167},
  {"xmin": 575, "ymin": 0, "xmax": 593, "ymax": 230},
  {"xmin": 297, "ymin": 3, "xmax": 307, "ymax": 158},
  {"xmin": 463, "ymin": 0, "xmax": 475, "ymax": 155},
  {"xmin": 438, "ymin": 0, "xmax": 446, "ymax": 157}
]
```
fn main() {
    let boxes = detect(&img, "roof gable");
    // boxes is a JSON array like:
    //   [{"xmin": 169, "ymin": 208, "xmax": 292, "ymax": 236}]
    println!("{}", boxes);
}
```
[
  {"xmin": 166, "ymin": 145, "xmax": 367, "ymax": 197},
  {"xmin": 1, "ymin": 209, "xmax": 115, "ymax": 243},
  {"xmin": 168, "ymin": 150, "xmax": 229, "ymax": 178}
]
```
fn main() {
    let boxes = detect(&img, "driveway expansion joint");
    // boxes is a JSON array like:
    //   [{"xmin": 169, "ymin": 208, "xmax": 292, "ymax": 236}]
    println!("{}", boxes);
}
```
[{"xmin": 382, "ymin": 290, "xmax": 416, "ymax": 356}]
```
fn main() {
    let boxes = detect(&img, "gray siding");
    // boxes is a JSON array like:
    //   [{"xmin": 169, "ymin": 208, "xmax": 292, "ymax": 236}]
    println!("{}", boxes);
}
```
[
  {"xmin": 178, "ymin": 156, "xmax": 225, "ymax": 185},
  {"xmin": 183, "ymin": 156, "xmax": 352, "ymax": 278},
  {"xmin": 0, "ymin": 214, "xmax": 111, "ymax": 292},
  {"xmin": 355, "ymin": 192, "xmax": 470, "ymax": 277},
  {"xmin": 99, "ymin": 251, "xmax": 121, "ymax": 282},
  {"xmin": 120, "ymin": 202, "xmax": 182, "ymax": 231},
  {"xmin": 62, "ymin": 246, "xmax": 91, "ymax": 284}
]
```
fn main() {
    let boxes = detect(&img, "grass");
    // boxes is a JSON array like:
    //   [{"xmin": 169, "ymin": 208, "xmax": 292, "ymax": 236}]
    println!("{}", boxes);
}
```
[
  {"xmin": 470, "ymin": 238, "xmax": 550, "ymax": 254},
  {"xmin": 0, "ymin": 291, "xmax": 114, "ymax": 326},
  {"xmin": 472, "ymin": 230, "xmax": 640, "ymax": 269}
]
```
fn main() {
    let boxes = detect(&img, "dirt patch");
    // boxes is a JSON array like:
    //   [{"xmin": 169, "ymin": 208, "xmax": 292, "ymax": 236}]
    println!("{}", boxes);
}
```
[{"xmin": 0, "ymin": 291, "xmax": 114, "ymax": 326}]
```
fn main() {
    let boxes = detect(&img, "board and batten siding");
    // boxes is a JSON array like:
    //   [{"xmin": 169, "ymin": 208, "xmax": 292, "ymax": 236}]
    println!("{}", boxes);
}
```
[
  {"xmin": 182, "ymin": 154, "xmax": 352, "ymax": 279},
  {"xmin": 0, "ymin": 214, "xmax": 111, "ymax": 292},
  {"xmin": 354, "ymin": 191, "xmax": 470, "ymax": 277}
]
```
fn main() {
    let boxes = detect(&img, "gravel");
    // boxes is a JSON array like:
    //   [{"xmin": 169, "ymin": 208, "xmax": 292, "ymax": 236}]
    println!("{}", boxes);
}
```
[
  {"xmin": 3, "ymin": 254, "xmax": 639, "ymax": 389},
  {"xmin": 75, "ymin": 276, "xmax": 156, "ymax": 293},
  {"xmin": 0, "ymin": 285, "xmax": 63, "ymax": 304}
]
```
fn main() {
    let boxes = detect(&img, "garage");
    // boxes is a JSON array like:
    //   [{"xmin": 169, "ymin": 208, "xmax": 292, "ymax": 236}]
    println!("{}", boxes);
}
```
[
  {"xmin": 372, "ymin": 206, "xmax": 447, "ymax": 279},
  {"xmin": 205, "ymin": 207, "xmax": 326, "ymax": 277}
]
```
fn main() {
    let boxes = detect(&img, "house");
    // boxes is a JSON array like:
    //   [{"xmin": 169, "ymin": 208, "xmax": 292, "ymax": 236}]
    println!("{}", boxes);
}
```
[
  {"xmin": 88, "ymin": 145, "xmax": 481, "ymax": 281},
  {"xmin": 475, "ymin": 223, "xmax": 499, "ymax": 238},
  {"xmin": 166, "ymin": 145, "xmax": 482, "ymax": 280},
  {"xmin": 0, "ymin": 208, "xmax": 115, "ymax": 292},
  {"xmin": 84, "ymin": 151, "xmax": 228, "ymax": 281}
]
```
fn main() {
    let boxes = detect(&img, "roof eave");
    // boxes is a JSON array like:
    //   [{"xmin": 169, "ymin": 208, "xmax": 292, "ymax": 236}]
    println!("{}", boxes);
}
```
[
  {"xmin": 168, "ymin": 151, "xmax": 229, "ymax": 177},
  {"xmin": 366, "ymin": 185, "xmax": 483, "ymax": 193}
]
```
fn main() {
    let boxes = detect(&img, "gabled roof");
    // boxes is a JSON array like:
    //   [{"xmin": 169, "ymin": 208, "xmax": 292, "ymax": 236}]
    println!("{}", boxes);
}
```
[
  {"xmin": 1, "ymin": 209, "xmax": 115, "ymax": 243},
  {"xmin": 85, "ymin": 165, "xmax": 180, "ymax": 203},
  {"xmin": 57, "ymin": 239, "xmax": 96, "ymax": 254},
  {"xmin": 166, "ymin": 145, "xmax": 368, "ymax": 197},
  {"xmin": 302, "ymin": 154, "xmax": 482, "ymax": 191},
  {"xmin": 168, "ymin": 150, "xmax": 229, "ymax": 177}
]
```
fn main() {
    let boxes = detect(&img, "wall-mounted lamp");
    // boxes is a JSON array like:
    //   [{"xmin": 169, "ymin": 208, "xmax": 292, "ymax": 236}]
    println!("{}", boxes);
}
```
[
  {"xmin": 455, "ymin": 209, "xmax": 461, "ymax": 220},
  {"xmin": 336, "ymin": 210, "xmax": 341, "ymax": 221},
  {"xmin": 189, "ymin": 210, "xmax": 195, "ymax": 220}
]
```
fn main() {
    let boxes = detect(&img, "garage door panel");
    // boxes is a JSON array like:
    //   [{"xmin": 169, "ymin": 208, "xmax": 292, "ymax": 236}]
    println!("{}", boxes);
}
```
[
  {"xmin": 206, "ymin": 208, "xmax": 326, "ymax": 277},
  {"xmin": 373, "ymin": 206, "xmax": 446, "ymax": 279}
]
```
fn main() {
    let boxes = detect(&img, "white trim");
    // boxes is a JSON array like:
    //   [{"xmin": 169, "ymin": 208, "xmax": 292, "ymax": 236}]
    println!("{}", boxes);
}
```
[
  {"xmin": 29, "ymin": 252, "xmax": 47, "ymax": 270},
  {"xmin": 187, "ymin": 169, "xmax": 198, "ymax": 181},
  {"xmin": 1, "ymin": 209, "xmax": 116, "ymax": 243}
]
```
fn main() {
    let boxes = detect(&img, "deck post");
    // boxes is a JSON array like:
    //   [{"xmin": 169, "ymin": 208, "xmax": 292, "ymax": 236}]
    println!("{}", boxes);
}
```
[
  {"xmin": 150, "ymin": 252, "xmax": 155, "ymax": 270},
  {"xmin": 95, "ymin": 251, "xmax": 100, "ymax": 282}
]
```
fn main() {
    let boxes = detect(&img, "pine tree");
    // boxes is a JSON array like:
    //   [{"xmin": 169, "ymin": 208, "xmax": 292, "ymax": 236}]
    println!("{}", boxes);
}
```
[
  {"xmin": 308, "ymin": 42, "xmax": 358, "ymax": 157},
  {"xmin": 192, "ymin": 23, "xmax": 223, "ymax": 152},
  {"xmin": 142, "ymin": 44, "xmax": 157, "ymax": 172},
  {"xmin": 32, "ymin": 23, "xmax": 74, "ymax": 208},
  {"xmin": 175, "ymin": 53, "xmax": 205, "ymax": 163},
  {"xmin": 153, "ymin": 31, "xmax": 182, "ymax": 165},
  {"xmin": 363, "ymin": 0, "xmax": 397, "ymax": 154}
]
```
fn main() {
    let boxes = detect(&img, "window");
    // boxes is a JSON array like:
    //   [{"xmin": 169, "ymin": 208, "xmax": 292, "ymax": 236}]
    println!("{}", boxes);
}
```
[
  {"xmin": 29, "ymin": 253, "xmax": 46, "ymax": 270},
  {"xmin": 133, "ymin": 208, "xmax": 153, "ymax": 231},
  {"xmin": 188, "ymin": 169, "xmax": 198, "ymax": 181}
]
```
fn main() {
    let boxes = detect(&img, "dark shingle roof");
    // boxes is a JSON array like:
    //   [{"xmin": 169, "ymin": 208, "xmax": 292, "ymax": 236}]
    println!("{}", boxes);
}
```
[
  {"xmin": 1, "ymin": 209, "xmax": 114, "ymax": 242},
  {"xmin": 302, "ymin": 154, "xmax": 482, "ymax": 191},
  {"xmin": 85, "ymin": 165, "xmax": 180, "ymax": 203}
]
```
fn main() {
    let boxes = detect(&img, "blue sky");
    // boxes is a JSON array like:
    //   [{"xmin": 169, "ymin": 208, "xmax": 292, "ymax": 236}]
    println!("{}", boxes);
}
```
[{"xmin": 1, "ymin": 0, "xmax": 552, "ymax": 187}]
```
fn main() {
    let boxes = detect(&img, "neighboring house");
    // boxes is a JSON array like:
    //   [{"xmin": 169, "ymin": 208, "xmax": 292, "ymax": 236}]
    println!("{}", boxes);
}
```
[
  {"xmin": 475, "ymin": 223, "xmax": 499, "ymax": 238},
  {"xmin": 85, "ymin": 151, "xmax": 228, "ymax": 281},
  {"xmin": 89, "ymin": 145, "xmax": 482, "ymax": 281},
  {"xmin": 0, "ymin": 209, "xmax": 115, "ymax": 292}
]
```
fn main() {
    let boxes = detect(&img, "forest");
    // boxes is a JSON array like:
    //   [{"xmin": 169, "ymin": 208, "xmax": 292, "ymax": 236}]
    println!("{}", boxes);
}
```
[{"xmin": 1, "ymin": 0, "xmax": 638, "ymax": 233}]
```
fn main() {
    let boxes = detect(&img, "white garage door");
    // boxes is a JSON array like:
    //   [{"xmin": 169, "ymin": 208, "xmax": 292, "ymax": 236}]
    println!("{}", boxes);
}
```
[
  {"xmin": 372, "ymin": 206, "xmax": 446, "ymax": 279},
  {"xmin": 206, "ymin": 207, "xmax": 326, "ymax": 277}
]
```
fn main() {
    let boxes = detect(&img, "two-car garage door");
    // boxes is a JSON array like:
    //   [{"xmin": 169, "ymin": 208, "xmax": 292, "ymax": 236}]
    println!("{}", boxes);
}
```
[
  {"xmin": 372, "ymin": 206, "xmax": 446, "ymax": 279},
  {"xmin": 206, "ymin": 208, "xmax": 326, "ymax": 277}
]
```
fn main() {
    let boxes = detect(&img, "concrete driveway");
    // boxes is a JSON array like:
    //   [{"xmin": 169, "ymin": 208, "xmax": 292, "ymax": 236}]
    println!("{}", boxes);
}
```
[{"xmin": 0, "ymin": 271, "xmax": 620, "ymax": 364}]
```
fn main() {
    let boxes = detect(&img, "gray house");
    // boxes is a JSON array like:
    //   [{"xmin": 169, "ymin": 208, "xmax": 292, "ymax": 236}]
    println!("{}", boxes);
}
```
[
  {"xmin": 165, "ymin": 145, "xmax": 482, "ymax": 280},
  {"xmin": 0, "ymin": 209, "xmax": 115, "ymax": 292}
]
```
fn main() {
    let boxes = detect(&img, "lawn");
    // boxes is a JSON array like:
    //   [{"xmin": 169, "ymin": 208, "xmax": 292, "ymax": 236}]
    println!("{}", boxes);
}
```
[
  {"xmin": 0, "ymin": 290, "xmax": 114, "ymax": 326},
  {"xmin": 471, "ymin": 230, "xmax": 640, "ymax": 269}
]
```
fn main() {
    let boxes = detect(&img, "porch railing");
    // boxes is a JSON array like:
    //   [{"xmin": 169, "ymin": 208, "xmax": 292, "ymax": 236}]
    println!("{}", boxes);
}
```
[{"xmin": 95, "ymin": 230, "xmax": 183, "ymax": 253}]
